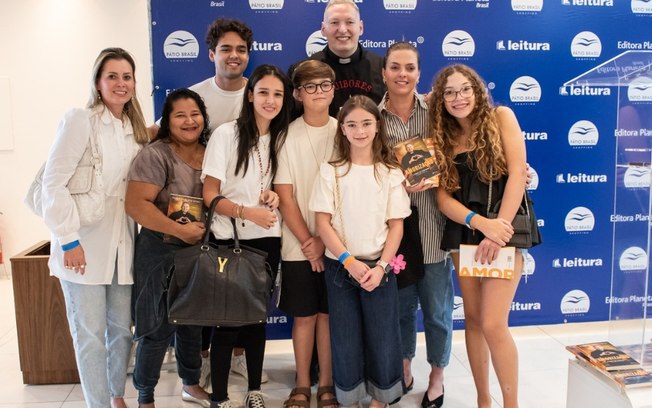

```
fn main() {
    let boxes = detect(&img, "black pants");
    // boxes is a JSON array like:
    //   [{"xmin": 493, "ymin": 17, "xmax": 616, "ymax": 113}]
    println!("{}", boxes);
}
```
[{"xmin": 208, "ymin": 235, "xmax": 280, "ymax": 402}]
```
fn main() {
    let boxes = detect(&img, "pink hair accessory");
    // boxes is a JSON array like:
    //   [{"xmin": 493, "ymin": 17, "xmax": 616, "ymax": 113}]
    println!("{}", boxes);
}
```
[{"xmin": 390, "ymin": 254, "xmax": 406, "ymax": 275}]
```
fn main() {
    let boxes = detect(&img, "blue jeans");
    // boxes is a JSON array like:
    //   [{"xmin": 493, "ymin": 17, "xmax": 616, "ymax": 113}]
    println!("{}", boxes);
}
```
[
  {"xmin": 60, "ymin": 272, "xmax": 132, "ymax": 408},
  {"xmin": 324, "ymin": 258, "xmax": 403, "ymax": 405},
  {"xmin": 132, "ymin": 317, "xmax": 202, "ymax": 403},
  {"xmin": 398, "ymin": 259, "xmax": 453, "ymax": 367}
]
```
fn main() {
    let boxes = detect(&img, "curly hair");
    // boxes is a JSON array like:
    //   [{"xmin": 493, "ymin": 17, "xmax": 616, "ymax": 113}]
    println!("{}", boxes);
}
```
[
  {"xmin": 330, "ymin": 95, "xmax": 398, "ymax": 180},
  {"xmin": 205, "ymin": 18, "xmax": 253, "ymax": 51},
  {"xmin": 428, "ymin": 64, "xmax": 507, "ymax": 192}
]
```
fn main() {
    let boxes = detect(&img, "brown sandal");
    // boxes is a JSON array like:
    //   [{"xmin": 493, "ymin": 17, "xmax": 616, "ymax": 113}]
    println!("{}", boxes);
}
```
[
  {"xmin": 283, "ymin": 387, "xmax": 312, "ymax": 408},
  {"xmin": 317, "ymin": 386, "xmax": 340, "ymax": 408}
]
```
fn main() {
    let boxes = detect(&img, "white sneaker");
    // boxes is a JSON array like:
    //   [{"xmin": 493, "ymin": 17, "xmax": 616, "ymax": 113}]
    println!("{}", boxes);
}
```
[
  {"xmin": 230, "ymin": 354, "xmax": 269, "ymax": 383},
  {"xmin": 199, "ymin": 355, "xmax": 211, "ymax": 389},
  {"xmin": 211, "ymin": 399, "xmax": 232, "ymax": 408},
  {"xmin": 244, "ymin": 390, "xmax": 266, "ymax": 408}
]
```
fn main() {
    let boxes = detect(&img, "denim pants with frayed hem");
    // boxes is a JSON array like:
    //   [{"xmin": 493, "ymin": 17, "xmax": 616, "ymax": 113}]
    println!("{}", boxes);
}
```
[
  {"xmin": 398, "ymin": 259, "xmax": 453, "ymax": 367},
  {"xmin": 60, "ymin": 272, "xmax": 132, "ymax": 408},
  {"xmin": 132, "ymin": 316, "xmax": 202, "ymax": 403},
  {"xmin": 324, "ymin": 257, "xmax": 403, "ymax": 406}
]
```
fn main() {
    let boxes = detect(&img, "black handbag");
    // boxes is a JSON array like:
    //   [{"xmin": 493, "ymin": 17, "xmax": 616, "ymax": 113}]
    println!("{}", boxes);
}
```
[
  {"xmin": 167, "ymin": 196, "xmax": 273, "ymax": 327},
  {"xmin": 486, "ymin": 181, "xmax": 541, "ymax": 249}
]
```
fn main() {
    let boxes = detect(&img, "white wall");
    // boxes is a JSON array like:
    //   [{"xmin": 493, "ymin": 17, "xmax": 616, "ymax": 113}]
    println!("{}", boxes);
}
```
[{"xmin": 0, "ymin": 0, "xmax": 154, "ymax": 272}]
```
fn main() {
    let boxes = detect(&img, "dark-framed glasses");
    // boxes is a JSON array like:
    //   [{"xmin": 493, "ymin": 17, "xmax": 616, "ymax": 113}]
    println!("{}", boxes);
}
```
[
  {"xmin": 298, "ymin": 81, "xmax": 334, "ymax": 94},
  {"xmin": 443, "ymin": 85, "xmax": 474, "ymax": 102}
]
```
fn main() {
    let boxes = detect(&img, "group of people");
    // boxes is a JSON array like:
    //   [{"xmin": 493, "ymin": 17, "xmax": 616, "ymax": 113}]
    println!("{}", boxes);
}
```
[{"xmin": 37, "ymin": 1, "xmax": 534, "ymax": 408}]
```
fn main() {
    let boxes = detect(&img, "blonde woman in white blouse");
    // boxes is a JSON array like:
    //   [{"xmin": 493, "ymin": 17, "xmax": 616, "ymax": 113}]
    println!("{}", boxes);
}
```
[{"xmin": 40, "ymin": 47, "xmax": 148, "ymax": 408}]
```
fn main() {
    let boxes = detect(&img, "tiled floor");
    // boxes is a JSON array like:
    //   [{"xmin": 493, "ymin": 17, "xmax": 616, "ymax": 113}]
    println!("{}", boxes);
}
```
[{"xmin": 0, "ymin": 276, "xmax": 644, "ymax": 407}]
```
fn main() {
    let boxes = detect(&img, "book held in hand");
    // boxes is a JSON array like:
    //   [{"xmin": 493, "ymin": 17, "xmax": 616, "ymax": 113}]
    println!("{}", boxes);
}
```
[
  {"xmin": 458, "ymin": 245, "xmax": 516, "ymax": 279},
  {"xmin": 164, "ymin": 194, "xmax": 204, "ymax": 244},
  {"xmin": 566, "ymin": 341, "xmax": 642, "ymax": 371},
  {"xmin": 393, "ymin": 136, "xmax": 439, "ymax": 188}
]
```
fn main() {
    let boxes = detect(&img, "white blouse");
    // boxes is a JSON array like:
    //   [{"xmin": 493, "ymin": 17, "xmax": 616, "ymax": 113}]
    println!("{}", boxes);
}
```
[
  {"xmin": 42, "ymin": 105, "xmax": 141, "ymax": 285},
  {"xmin": 309, "ymin": 162, "xmax": 411, "ymax": 260}
]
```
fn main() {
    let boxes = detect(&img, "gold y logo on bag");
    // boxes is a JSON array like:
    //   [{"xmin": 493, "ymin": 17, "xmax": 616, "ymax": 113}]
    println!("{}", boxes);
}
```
[{"xmin": 217, "ymin": 257, "xmax": 228, "ymax": 273}]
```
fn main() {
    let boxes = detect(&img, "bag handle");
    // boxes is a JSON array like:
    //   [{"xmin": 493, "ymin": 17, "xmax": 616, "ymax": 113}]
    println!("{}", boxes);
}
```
[
  {"xmin": 487, "ymin": 179, "xmax": 530, "ymax": 217},
  {"xmin": 203, "ymin": 195, "xmax": 242, "ymax": 251}
]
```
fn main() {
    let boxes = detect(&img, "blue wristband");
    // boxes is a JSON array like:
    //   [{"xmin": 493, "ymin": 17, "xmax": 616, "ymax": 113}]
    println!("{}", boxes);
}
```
[
  {"xmin": 465, "ymin": 212, "xmax": 477, "ymax": 229},
  {"xmin": 61, "ymin": 240, "xmax": 80, "ymax": 251},
  {"xmin": 338, "ymin": 251, "xmax": 351, "ymax": 263}
]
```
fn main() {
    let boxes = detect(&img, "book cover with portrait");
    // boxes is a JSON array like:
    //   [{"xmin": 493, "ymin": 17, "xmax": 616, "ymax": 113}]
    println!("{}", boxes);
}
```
[
  {"xmin": 393, "ymin": 136, "xmax": 439, "ymax": 187},
  {"xmin": 164, "ymin": 194, "xmax": 205, "ymax": 244},
  {"xmin": 566, "ymin": 341, "xmax": 641, "ymax": 372}
]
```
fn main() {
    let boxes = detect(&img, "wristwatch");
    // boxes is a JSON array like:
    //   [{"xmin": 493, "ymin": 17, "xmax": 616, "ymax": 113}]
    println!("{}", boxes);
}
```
[{"xmin": 376, "ymin": 259, "xmax": 392, "ymax": 274}]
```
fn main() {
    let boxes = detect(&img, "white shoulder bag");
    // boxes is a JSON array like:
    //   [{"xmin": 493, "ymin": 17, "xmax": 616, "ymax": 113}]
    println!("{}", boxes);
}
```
[{"xmin": 25, "ymin": 116, "xmax": 105, "ymax": 226}]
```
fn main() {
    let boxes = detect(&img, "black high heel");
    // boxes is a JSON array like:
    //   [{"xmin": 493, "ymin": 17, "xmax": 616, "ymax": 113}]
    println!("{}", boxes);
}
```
[{"xmin": 421, "ymin": 385, "xmax": 444, "ymax": 408}]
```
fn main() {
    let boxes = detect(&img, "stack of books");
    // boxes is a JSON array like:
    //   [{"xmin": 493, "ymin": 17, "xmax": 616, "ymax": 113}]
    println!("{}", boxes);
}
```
[{"xmin": 566, "ymin": 341, "xmax": 652, "ymax": 389}]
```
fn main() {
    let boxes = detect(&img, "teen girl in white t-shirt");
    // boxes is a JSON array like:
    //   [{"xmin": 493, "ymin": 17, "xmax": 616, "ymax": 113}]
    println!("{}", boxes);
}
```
[{"xmin": 202, "ymin": 64, "xmax": 292, "ymax": 408}]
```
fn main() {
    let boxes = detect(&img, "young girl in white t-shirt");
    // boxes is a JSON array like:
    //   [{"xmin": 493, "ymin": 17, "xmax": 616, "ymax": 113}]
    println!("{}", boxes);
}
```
[{"xmin": 309, "ymin": 95, "xmax": 411, "ymax": 408}]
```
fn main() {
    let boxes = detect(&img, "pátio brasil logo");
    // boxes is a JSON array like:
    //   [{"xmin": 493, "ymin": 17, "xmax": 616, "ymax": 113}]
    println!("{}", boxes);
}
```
[{"xmin": 164, "ymin": 30, "xmax": 199, "ymax": 59}]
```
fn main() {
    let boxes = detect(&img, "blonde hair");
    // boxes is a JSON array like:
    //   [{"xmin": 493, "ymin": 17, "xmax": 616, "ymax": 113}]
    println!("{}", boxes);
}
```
[
  {"xmin": 87, "ymin": 47, "xmax": 149, "ymax": 144},
  {"xmin": 324, "ymin": 0, "xmax": 360, "ymax": 21},
  {"xmin": 429, "ymin": 64, "xmax": 507, "ymax": 192}
]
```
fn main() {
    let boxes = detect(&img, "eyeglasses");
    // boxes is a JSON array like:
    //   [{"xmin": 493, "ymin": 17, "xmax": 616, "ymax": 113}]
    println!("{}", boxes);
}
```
[
  {"xmin": 443, "ymin": 85, "xmax": 474, "ymax": 102},
  {"xmin": 298, "ymin": 81, "xmax": 334, "ymax": 94}
]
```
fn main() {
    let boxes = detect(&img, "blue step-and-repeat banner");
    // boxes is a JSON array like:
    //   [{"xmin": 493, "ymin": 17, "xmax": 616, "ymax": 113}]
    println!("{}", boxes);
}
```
[{"xmin": 150, "ymin": 0, "xmax": 652, "ymax": 339}]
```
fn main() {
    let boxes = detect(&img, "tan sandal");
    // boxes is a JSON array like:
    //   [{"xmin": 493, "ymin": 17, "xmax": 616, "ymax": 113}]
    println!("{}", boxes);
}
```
[
  {"xmin": 283, "ymin": 387, "xmax": 311, "ymax": 408},
  {"xmin": 317, "ymin": 386, "xmax": 340, "ymax": 408}
]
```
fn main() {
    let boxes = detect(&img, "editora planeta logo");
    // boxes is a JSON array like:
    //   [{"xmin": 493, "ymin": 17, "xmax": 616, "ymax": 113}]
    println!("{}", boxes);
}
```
[
  {"xmin": 619, "ymin": 246, "xmax": 648, "ymax": 271},
  {"xmin": 564, "ymin": 206, "xmax": 595, "ymax": 232},
  {"xmin": 511, "ymin": 0, "xmax": 543, "ymax": 11},
  {"xmin": 441, "ymin": 30, "xmax": 475, "ymax": 58},
  {"xmin": 163, "ymin": 30, "xmax": 199, "ymax": 59},
  {"xmin": 560, "ymin": 289, "xmax": 591, "ymax": 315},
  {"xmin": 509, "ymin": 76, "xmax": 541, "ymax": 103},
  {"xmin": 305, "ymin": 31, "xmax": 327, "ymax": 57},
  {"xmin": 570, "ymin": 31, "xmax": 602, "ymax": 58},
  {"xmin": 568, "ymin": 120, "xmax": 599, "ymax": 146}
]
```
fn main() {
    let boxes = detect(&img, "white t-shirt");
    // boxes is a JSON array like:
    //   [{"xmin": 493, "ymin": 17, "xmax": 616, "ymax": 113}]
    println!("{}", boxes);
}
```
[
  {"xmin": 156, "ymin": 77, "xmax": 245, "ymax": 135},
  {"xmin": 309, "ymin": 162, "xmax": 411, "ymax": 261},
  {"xmin": 274, "ymin": 116, "xmax": 337, "ymax": 261},
  {"xmin": 190, "ymin": 77, "xmax": 245, "ymax": 134},
  {"xmin": 202, "ymin": 120, "xmax": 281, "ymax": 240}
]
